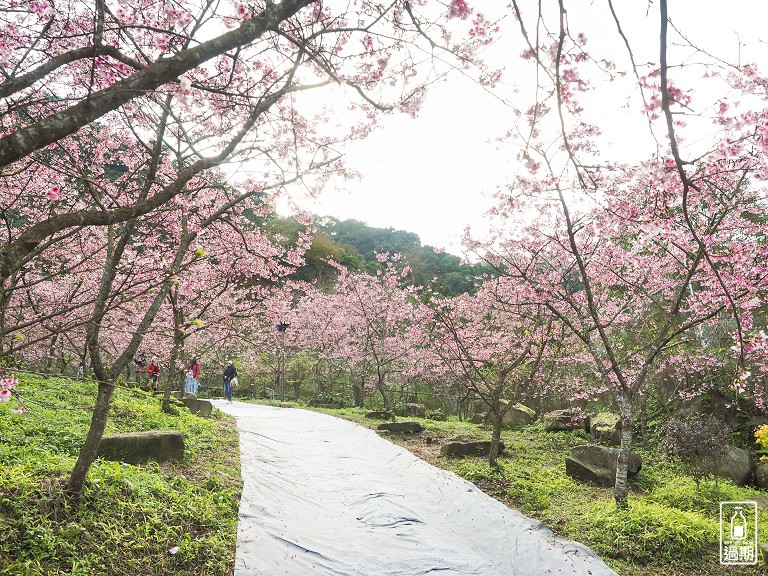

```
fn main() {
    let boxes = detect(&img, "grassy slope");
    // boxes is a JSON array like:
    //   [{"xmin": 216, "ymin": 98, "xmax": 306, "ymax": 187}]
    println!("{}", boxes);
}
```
[
  {"xmin": 323, "ymin": 406, "xmax": 768, "ymax": 576},
  {"xmin": 0, "ymin": 374, "xmax": 240, "ymax": 576},
  {"xmin": 4, "ymin": 378, "xmax": 767, "ymax": 576}
]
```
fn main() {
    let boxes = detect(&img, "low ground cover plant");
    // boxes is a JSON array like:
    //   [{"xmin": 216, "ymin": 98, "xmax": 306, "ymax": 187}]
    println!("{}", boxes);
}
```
[{"xmin": 0, "ymin": 374, "xmax": 240, "ymax": 576}]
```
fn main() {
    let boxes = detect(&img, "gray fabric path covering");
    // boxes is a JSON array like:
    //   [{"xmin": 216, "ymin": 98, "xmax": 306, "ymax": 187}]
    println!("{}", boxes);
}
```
[{"xmin": 212, "ymin": 401, "xmax": 618, "ymax": 576}]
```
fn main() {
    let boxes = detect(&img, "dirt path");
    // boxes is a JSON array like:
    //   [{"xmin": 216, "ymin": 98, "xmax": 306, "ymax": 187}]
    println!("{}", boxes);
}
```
[{"xmin": 214, "ymin": 401, "xmax": 618, "ymax": 576}]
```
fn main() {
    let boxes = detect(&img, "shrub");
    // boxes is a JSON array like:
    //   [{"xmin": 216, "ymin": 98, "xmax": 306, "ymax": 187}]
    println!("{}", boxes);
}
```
[
  {"xmin": 660, "ymin": 412, "xmax": 729, "ymax": 485},
  {"xmin": 583, "ymin": 500, "xmax": 717, "ymax": 563},
  {"xmin": 647, "ymin": 476, "xmax": 754, "ymax": 516},
  {"xmin": 755, "ymin": 424, "xmax": 768, "ymax": 460},
  {"xmin": 428, "ymin": 409, "xmax": 446, "ymax": 421}
]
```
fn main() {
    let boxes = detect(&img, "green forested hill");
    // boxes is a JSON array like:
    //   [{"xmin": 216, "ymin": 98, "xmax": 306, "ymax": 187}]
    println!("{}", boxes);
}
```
[{"xmin": 281, "ymin": 215, "xmax": 495, "ymax": 295}]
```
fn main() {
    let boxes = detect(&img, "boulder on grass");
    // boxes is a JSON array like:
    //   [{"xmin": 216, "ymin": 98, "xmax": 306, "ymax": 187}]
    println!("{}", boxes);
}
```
[
  {"xmin": 590, "ymin": 412, "xmax": 621, "ymax": 445},
  {"xmin": 402, "ymin": 403, "xmax": 427, "ymax": 418},
  {"xmin": 469, "ymin": 413, "xmax": 485, "ymax": 425},
  {"xmin": 180, "ymin": 398, "xmax": 213, "ymax": 418},
  {"xmin": 715, "ymin": 446, "xmax": 752, "ymax": 486},
  {"xmin": 544, "ymin": 409, "xmax": 589, "ymax": 432},
  {"xmin": 565, "ymin": 445, "xmax": 642, "ymax": 487},
  {"xmin": 755, "ymin": 461, "xmax": 768, "ymax": 491},
  {"xmin": 489, "ymin": 401, "xmax": 535, "ymax": 427},
  {"xmin": 440, "ymin": 441, "xmax": 506, "ymax": 457},
  {"xmin": 308, "ymin": 399, "xmax": 341, "ymax": 408},
  {"xmin": 377, "ymin": 421, "xmax": 424, "ymax": 433},
  {"xmin": 98, "ymin": 430, "xmax": 184, "ymax": 464}
]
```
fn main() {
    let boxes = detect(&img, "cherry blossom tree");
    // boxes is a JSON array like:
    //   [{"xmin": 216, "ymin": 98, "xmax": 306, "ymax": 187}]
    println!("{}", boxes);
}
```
[
  {"xmin": 0, "ymin": 0, "xmax": 496, "ymax": 285},
  {"xmin": 427, "ymin": 282, "xmax": 550, "ymax": 464},
  {"xmin": 66, "ymin": 171, "xmax": 311, "ymax": 500},
  {"xmin": 290, "ymin": 256, "xmax": 428, "ymax": 415},
  {"xmin": 289, "ymin": 286, "xmax": 358, "ymax": 404},
  {"xmin": 465, "ymin": 0, "xmax": 768, "ymax": 506},
  {"xmin": 1, "ymin": 0, "xmax": 495, "ymax": 504}
]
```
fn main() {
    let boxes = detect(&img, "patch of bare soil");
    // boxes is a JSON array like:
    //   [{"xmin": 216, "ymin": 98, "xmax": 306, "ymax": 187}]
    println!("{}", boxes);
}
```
[{"xmin": 385, "ymin": 432, "xmax": 445, "ymax": 466}]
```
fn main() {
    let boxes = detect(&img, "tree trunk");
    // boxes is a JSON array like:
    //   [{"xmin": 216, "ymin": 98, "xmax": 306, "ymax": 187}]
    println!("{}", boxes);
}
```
[
  {"xmin": 43, "ymin": 331, "xmax": 59, "ymax": 373},
  {"xmin": 161, "ymin": 299, "xmax": 185, "ymax": 412},
  {"xmin": 489, "ymin": 412, "xmax": 503, "ymax": 466},
  {"xmin": 66, "ymin": 381, "xmax": 114, "ymax": 502},
  {"xmin": 614, "ymin": 399, "xmax": 634, "ymax": 509},
  {"xmin": 352, "ymin": 383, "xmax": 363, "ymax": 407},
  {"xmin": 377, "ymin": 375, "xmax": 395, "ymax": 421},
  {"xmin": 640, "ymin": 393, "xmax": 648, "ymax": 449},
  {"xmin": 163, "ymin": 340, "xmax": 181, "ymax": 412}
]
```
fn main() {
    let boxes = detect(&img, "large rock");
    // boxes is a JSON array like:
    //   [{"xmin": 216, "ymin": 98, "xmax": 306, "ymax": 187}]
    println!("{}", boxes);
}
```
[
  {"xmin": 402, "ymin": 403, "xmax": 427, "ymax": 418},
  {"xmin": 505, "ymin": 403, "xmax": 536, "ymax": 426},
  {"xmin": 716, "ymin": 446, "xmax": 752, "ymax": 486},
  {"xmin": 590, "ymin": 412, "xmax": 621, "ymax": 445},
  {"xmin": 308, "ymin": 399, "xmax": 341, "ymax": 408},
  {"xmin": 469, "ymin": 413, "xmax": 485, "ymax": 424},
  {"xmin": 544, "ymin": 409, "xmax": 589, "ymax": 432},
  {"xmin": 755, "ymin": 461, "xmax": 768, "ymax": 491},
  {"xmin": 440, "ymin": 441, "xmax": 506, "ymax": 457},
  {"xmin": 181, "ymin": 398, "xmax": 213, "ymax": 418},
  {"xmin": 97, "ymin": 430, "xmax": 184, "ymax": 464},
  {"xmin": 565, "ymin": 445, "xmax": 642, "ymax": 487},
  {"xmin": 491, "ymin": 401, "xmax": 535, "ymax": 427},
  {"xmin": 471, "ymin": 403, "xmax": 535, "ymax": 427},
  {"xmin": 377, "ymin": 421, "xmax": 424, "ymax": 433}
]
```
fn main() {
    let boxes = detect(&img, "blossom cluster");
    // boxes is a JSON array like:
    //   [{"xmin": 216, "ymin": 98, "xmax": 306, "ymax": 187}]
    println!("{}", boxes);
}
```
[
  {"xmin": 0, "ymin": 376, "xmax": 17, "ymax": 402},
  {"xmin": 0, "ymin": 377, "xmax": 22, "ymax": 414}
]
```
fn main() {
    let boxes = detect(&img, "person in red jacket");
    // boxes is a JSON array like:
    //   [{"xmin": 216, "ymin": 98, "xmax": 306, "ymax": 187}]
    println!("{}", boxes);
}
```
[
  {"xmin": 185, "ymin": 358, "xmax": 201, "ymax": 394},
  {"xmin": 147, "ymin": 358, "xmax": 160, "ymax": 392}
]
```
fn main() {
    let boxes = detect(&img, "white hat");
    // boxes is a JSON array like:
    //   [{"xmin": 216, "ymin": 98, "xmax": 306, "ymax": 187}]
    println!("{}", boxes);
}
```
[{"xmin": 227, "ymin": 360, "xmax": 233, "ymax": 364}]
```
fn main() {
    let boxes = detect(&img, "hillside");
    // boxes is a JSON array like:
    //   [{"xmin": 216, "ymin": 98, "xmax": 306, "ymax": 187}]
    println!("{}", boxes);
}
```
[{"xmin": 272, "ymin": 215, "xmax": 495, "ymax": 295}]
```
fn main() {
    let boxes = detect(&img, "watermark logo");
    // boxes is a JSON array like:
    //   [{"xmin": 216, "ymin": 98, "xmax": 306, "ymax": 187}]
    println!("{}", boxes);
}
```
[{"xmin": 720, "ymin": 501, "xmax": 758, "ymax": 565}]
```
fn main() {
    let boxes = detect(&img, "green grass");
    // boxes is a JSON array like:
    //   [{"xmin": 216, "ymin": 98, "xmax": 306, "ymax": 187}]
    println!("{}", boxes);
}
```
[
  {"xmin": 325, "ymin": 407, "xmax": 768, "ymax": 576},
  {"xmin": 5, "ymin": 382, "xmax": 768, "ymax": 576},
  {"xmin": 0, "ymin": 374, "xmax": 240, "ymax": 576}
]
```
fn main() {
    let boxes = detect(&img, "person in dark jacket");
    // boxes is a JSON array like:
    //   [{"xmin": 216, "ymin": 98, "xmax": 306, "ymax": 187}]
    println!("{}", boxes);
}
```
[
  {"xmin": 134, "ymin": 353, "xmax": 146, "ymax": 385},
  {"xmin": 223, "ymin": 360, "xmax": 237, "ymax": 402}
]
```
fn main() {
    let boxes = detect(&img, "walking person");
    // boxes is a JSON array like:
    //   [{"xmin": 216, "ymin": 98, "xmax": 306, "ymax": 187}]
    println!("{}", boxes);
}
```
[
  {"xmin": 134, "ymin": 353, "xmax": 146, "ymax": 386},
  {"xmin": 147, "ymin": 358, "xmax": 161, "ymax": 392},
  {"xmin": 76, "ymin": 360, "xmax": 84, "ymax": 380},
  {"xmin": 185, "ymin": 358, "xmax": 201, "ymax": 394},
  {"xmin": 223, "ymin": 360, "xmax": 237, "ymax": 402}
]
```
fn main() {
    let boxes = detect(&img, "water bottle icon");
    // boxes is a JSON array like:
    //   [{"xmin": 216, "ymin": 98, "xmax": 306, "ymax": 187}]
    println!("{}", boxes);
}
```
[{"xmin": 731, "ymin": 506, "xmax": 748, "ymax": 541}]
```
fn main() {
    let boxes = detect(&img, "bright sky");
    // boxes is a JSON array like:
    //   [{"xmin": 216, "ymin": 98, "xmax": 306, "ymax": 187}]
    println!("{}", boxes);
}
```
[{"xmin": 282, "ymin": 1, "xmax": 768, "ymax": 255}]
